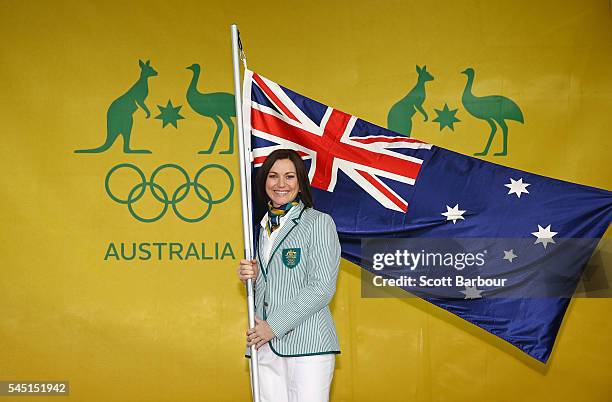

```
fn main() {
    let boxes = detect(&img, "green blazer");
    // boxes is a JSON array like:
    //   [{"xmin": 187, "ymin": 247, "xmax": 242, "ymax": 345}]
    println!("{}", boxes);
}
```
[{"xmin": 254, "ymin": 202, "xmax": 341, "ymax": 357}]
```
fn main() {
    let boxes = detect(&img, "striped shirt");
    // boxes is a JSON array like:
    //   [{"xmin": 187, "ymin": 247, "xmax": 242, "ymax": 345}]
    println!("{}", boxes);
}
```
[{"xmin": 252, "ymin": 202, "xmax": 341, "ymax": 357}]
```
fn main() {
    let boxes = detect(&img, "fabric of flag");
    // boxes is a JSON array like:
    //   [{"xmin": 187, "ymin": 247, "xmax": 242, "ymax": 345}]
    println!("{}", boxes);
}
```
[{"xmin": 242, "ymin": 69, "xmax": 612, "ymax": 363}]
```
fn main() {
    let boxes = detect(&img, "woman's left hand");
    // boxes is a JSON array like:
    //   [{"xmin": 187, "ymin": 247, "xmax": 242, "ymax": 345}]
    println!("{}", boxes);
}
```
[{"xmin": 246, "ymin": 317, "xmax": 276, "ymax": 349}]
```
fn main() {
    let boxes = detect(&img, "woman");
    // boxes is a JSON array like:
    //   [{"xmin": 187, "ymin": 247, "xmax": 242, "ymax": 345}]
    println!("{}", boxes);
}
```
[{"xmin": 238, "ymin": 149, "xmax": 341, "ymax": 402}]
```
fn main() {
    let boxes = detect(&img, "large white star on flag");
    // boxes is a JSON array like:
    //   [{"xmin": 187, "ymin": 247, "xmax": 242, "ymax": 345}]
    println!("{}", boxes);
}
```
[
  {"xmin": 460, "ymin": 285, "xmax": 483, "ymax": 299},
  {"xmin": 505, "ymin": 178, "xmax": 530, "ymax": 198},
  {"xmin": 503, "ymin": 249, "xmax": 517, "ymax": 263},
  {"xmin": 531, "ymin": 225, "xmax": 558, "ymax": 249},
  {"xmin": 441, "ymin": 204, "xmax": 466, "ymax": 224}
]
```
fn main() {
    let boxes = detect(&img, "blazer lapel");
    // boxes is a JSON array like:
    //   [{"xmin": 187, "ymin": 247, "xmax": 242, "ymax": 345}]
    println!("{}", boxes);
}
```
[
  {"xmin": 266, "ymin": 203, "xmax": 306, "ymax": 273},
  {"xmin": 257, "ymin": 228, "xmax": 268, "ymax": 280}
]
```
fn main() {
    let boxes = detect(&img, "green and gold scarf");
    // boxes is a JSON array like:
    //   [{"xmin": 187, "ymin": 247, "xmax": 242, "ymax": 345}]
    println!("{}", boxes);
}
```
[{"xmin": 266, "ymin": 198, "xmax": 300, "ymax": 236}]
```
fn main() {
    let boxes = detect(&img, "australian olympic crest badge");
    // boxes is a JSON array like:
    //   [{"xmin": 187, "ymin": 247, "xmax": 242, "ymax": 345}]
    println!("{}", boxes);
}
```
[{"xmin": 282, "ymin": 248, "xmax": 301, "ymax": 269}]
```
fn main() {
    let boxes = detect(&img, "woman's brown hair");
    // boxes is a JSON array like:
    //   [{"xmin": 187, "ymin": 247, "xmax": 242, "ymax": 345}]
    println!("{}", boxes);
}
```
[{"xmin": 255, "ymin": 149, "xmax": 314, "ymax": 208}]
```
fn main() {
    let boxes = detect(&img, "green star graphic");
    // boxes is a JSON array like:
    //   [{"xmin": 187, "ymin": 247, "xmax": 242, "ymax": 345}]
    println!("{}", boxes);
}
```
[
  {"xmin": 155, "ymin": 100, "xmax": 185, "ymax": 128},
  {"xmin": 432, "ymin": 103, "xmax": 460, "ymax": 131}
]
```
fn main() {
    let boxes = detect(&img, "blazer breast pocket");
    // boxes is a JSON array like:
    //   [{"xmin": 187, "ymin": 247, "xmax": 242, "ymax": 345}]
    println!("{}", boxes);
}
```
[{"xmin": 281, "ymin": 248, "xmax": 301, "ymax": 269}]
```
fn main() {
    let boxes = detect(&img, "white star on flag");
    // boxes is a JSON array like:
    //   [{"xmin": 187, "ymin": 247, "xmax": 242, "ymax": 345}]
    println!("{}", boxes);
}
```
[
  {"xmin": 505, "ymin": 178, "xmax": 530, "ymax": 198},
  {"xmin": 531, "ymin": 225, "xmax": 558, "ymax": 249},
  {"xmin": 460, "ymin": 285, "xmax": 483, "ymax": 299},
  {"xmin": 441, "ymin": 204, "xmax": 466, "ymax": 224},
  {"xmin": 503, "ymin": 249, "xmax": 517, "ymax": 262}
]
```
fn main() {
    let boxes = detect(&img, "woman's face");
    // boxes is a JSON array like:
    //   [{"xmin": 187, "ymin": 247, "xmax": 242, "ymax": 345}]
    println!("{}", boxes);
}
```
[{"xmin": 265, "ymin": 158, "xmax": 300, "ymax": 207}]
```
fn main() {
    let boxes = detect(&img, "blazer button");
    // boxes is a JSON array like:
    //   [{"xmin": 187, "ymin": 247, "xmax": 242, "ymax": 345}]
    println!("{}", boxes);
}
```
[{"xmin": 264, "ymin": 302, "xmax": 269, "ymax": 307}]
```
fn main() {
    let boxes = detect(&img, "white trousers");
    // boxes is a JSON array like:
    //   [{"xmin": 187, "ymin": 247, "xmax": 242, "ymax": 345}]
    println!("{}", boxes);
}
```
[{"xmin": 256, "ymin": 343, "xmax": 335, "ymax": 402}]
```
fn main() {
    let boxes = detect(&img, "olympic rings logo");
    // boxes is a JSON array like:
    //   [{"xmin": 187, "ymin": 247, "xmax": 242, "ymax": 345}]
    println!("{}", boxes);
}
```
[{"xmin": 105, "ymin": 163, "xmax": 234, "ymax": 223}]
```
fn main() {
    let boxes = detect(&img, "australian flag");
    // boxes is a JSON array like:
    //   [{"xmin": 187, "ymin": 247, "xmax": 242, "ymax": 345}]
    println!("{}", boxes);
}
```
[{"xmin": 243, "ymin": 69, "xmax": 612, "ymax": 363}]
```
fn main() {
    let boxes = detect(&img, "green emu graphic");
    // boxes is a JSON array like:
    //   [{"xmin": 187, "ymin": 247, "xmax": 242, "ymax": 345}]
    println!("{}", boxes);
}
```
[
  {"xmin": 461, "ymin": 67, "xmax": 524, "ymax": 156},
  {"xmin": 387, "ymin": 65, "xmax": 434, "ymax": 137},
  {"xmin": 186, "ymin": 64, "xmax": 236, "ymax": 154},
  {"xmin": 75, "ymin": 60, "xmax": 158, "ymax": 154}
]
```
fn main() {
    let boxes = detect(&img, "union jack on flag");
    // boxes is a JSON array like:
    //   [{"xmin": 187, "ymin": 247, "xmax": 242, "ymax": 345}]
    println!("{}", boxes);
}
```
[{"xmin": 243, "ymin": 70, "xmax": 432, "ymax": 213}]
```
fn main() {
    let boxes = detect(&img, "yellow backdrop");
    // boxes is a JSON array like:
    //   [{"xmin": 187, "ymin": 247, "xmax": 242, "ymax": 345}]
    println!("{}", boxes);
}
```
[{"xmin": 1, "ymin": 0, "xmax": 611, "ymax": 401}]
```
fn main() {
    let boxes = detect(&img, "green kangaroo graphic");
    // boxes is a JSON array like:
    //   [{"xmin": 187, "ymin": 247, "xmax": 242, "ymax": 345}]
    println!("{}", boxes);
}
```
[
  {"xmin": 75, "ymin": 60, "xmax": 158, "ymax": 154},
  {"xmin": 387, "ymin": 65, "xmax": 434, "ymax": 137},
  {"xmin": 461, "ymin": 67, "xmax": 524, "ymax": 156},
  {"xmin": 185, "ymin": 63, "xmax": 235, "ymax": 154}
]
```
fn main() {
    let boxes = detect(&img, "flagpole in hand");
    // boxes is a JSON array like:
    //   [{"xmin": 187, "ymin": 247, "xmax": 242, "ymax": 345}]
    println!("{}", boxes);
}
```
[{"xmin": 231, "ymin": 24, "xmax": 260, "ymax": 402}]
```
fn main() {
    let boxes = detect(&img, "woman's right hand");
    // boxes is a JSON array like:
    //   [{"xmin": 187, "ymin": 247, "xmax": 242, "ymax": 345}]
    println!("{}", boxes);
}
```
[{"xmin": 238, "ymin": 259, "xmax": 259, "ymax": 284}]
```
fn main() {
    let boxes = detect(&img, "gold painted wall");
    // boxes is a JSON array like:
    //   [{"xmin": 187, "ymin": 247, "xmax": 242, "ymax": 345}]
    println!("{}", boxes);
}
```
[{"xmin": 1, "ymin": 0, "xmax": 610, "ymax": 401}]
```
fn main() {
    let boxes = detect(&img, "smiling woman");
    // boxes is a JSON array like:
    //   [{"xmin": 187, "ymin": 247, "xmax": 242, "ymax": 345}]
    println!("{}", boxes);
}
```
[
  {"xmin": 256, "ymin": 149, "xmax": 315, "ymax": 210},
  {"xmin": 237, "ymin": 149, "xmax": 341, "ymax": 402},
  {"xmin": 265, "ymin": 159, "xmax": 300, "ymax": 207}
]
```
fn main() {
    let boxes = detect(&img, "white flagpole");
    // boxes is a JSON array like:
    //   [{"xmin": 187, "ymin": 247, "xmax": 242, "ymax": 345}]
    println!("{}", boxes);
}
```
[{"xmin": 230, "ymin": 24, "xmax": 260, "ymax": 402}]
